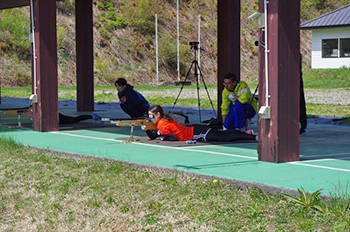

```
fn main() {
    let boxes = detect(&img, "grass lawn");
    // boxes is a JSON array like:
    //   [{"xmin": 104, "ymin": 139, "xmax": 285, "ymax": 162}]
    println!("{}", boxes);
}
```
[{"xmin": 1, "ymin": 135, "xmax": 349, "ymax": 231}]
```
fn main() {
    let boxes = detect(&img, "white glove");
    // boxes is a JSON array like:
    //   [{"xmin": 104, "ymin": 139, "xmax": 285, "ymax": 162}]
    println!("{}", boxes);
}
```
[{"xmin": 228, "ymin": 94, "xmax": 235, "ymax": 100}]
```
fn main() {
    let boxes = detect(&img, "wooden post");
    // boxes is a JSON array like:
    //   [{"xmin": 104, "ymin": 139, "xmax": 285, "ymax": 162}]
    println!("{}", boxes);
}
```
[
  {"xmin": 76, "ymin": 0, "xmax": 94, "ymax": 111},
  {"xmin": 258, "ymin": 0, "xmax": 300, "ymax": 162},
  {"xmin": 32, "ymin": 0, "xmax": 59, "ymax": 132},
  {"xmin": 217, "ymin": 0, "xmax": 241, "ymax": 118}
]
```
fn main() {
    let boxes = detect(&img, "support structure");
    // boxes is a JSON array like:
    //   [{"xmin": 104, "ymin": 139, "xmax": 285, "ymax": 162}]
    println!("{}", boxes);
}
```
[
  {"xmin": 32, "ymin": 0, "xmax": 59, "ymax": 132},
  {"xmin": 257, "ymin": 0, "xmax": 300, "ymax": 162},
  {"xmin": 76, "ymin": 0, "xmax": 94, "ymax": 111},
  {"xmin": 217, "ymin": 0, "xmax": 240, "ymax": 118},
  {"xmin": 1, "ymin": 0, "xmax": 303, "ymax": 163}
]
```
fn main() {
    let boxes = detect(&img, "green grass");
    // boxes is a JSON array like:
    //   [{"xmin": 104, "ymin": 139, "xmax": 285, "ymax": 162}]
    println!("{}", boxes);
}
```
[
  {"xmin": 0, "ymin": 86, "xmax": 33, "ymax": 98},
  {"xmin": 0, "ymin": 135, "xmax": 349, "ymax": 231},
  {"xmin": 303, "ymin": 67, "xmax": 350, "ymax": 89},
  {"xmin": 306, "ymin": 103, "xmax": 350, "ymax": 118}
]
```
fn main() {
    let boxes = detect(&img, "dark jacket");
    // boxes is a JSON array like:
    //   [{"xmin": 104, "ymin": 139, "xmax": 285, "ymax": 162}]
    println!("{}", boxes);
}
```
[{"xmin": 118, "ymin": 85, "xmax": 150, "ymax": 118}]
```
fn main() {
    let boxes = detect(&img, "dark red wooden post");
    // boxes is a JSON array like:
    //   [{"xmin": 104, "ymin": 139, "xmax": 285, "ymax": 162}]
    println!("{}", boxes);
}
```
[
  {"xmin": 32, "ymin": 0, "xmax": 59, "ymax": 132},
  {"xmin": 258, "ymin": 0, "xmax": 300, "ymax": 162},
  {"xmin": 76, "ymin": 0, "xmax": 94, "ymax": 111},
  {"xmin": 217, "ymin": 0, "xmax": 240, "ymax": 118}
]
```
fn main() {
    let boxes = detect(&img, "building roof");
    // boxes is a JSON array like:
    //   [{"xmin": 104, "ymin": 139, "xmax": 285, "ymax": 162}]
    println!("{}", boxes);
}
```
[
  {"xmin": 0, "ymin": 0, "xmax": 61, "ymax": 10},
  {"xmin": 300, "ymin": 4, "xmax": 350, "ymax": 30},
  {"xmin": 0, "ymin": 0, "xmax": 31, "ymax": 9}
]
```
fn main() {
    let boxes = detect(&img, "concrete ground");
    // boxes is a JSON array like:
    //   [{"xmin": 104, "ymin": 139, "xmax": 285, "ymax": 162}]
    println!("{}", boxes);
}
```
[{"xmin": 1, "ymin": 97, "xmax": 350, "ymax": 198}]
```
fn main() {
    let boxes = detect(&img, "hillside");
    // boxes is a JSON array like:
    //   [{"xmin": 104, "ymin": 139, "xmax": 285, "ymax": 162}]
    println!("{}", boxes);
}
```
[{"xmin": 0, "ymin": 0, "xmax": 348, "ymax": 87}]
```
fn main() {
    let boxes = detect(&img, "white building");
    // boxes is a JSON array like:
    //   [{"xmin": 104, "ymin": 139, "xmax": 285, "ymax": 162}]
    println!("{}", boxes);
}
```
[{"xmin": 301, "ymin": 4, "xmax": 350, "ymax": 69}]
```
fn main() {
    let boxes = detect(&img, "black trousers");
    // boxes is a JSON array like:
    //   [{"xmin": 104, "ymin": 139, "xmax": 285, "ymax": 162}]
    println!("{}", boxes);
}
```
[
  {"xmin": 193, "ymin": 124, "xmax": 256, "ymax": 142},
  {"xmin": 300, "ymin": 76, "xmax": 307, "ymax": 130},
  {"xmin": 59, "ymin": 113, "xmax": 91, "ymax": 124}
]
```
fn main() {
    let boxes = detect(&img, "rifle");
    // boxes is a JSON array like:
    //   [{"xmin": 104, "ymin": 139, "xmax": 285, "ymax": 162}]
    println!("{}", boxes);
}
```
[
  {"xmin": 110, "ymin": 119, "xmax": 157, "ymax": 131},
  {"xmin": 1, "ymin": 108, "xmax": 31, "ymax": 115},
  {"xmin": 110, "ymin": 119, "xmax": 157, "ymax": 143},
  {"xmin": 1, "ymin": 107, "xmax": 31, "ymax": 127}
]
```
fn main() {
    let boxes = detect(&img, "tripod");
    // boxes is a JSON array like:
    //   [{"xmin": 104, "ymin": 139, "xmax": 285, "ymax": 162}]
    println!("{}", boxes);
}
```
[{"xmin": 172, "ymin": 42, "xmax": 216, "ymax": 122}]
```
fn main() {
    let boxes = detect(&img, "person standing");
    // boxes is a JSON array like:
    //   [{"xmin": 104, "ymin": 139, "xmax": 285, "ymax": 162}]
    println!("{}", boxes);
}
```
[{"xmin": 221, "ymin": 73, "xmax": 257, "ymax": 130}]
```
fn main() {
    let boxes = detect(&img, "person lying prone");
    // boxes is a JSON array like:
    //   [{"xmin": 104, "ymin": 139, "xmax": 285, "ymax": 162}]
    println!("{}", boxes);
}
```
[{"xmin": 145, "ymin": 105, "xmax": 257, "ymax": 142}]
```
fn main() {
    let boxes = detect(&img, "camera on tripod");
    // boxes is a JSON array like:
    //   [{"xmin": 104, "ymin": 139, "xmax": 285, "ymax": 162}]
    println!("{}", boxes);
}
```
[
  {"xmin": 189, "ymin": 41, "xmax": 199, "ymax": 50},
  {"xmin": 172, "ymin": 41, "xmax": 216, "ymax": 122}
]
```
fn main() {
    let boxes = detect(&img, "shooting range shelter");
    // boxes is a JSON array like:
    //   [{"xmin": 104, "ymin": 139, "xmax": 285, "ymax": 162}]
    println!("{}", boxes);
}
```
[{"xmin": 0, "ymin": 0, "xmax": 301, "ymax": 163}]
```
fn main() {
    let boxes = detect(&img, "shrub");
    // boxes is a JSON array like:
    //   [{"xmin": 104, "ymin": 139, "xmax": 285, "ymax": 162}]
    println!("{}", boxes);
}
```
[
  {"xmin": 93, "ymin": 20, "xmax": 101, "ymax": 28},
  {"xmin": 145, "ymin": 35, "xmax": 152, "ymax": 43},
  {"xmin": 57, "ymin": 0, "xmax": 74, "ymax": 15},
  {"xmin": 107, "ymin": 11, "xmax": 117, "ymax": 21},
  {"xmin": 121, "ymin": 0, "xmax": 158, "ymax": 34},
  {"xmin": 159, "ymin": 34, "xmax": 177, "ymax": 68},
  {"xmin": 96, "ymin": 2, "xmax": 104, "ymax": 10},
  {"xmin": 57, "ymin": 26, "xmax": 68, "ymax": 48},
  {"xmin": 0, "ymin": 8, "xmax": 30, "ymax": 59},
  {"xmin": 106, "ymin": 21, "xmax": 117, "ymax": 31},
  {"xmin": 105, "ymin": 2, "xmax": 114, "ymax": 11},
  {"xmin": 116, "ymin": 17, "xmax": 127, "ymax": 29},
  {"xmin": 99, "ymin": 16, "xmax": 107, "ymax": 23},
  {"xmin": 4, "ymin": 62, "xmax": 31, "ymax": 87},
  {"xmin": 133, "ymin": 20, "xmax": 155, "ymax": 34},
  {"xmin": 98, "ymin": 28, "xmax": 111, "ymax": 40}
]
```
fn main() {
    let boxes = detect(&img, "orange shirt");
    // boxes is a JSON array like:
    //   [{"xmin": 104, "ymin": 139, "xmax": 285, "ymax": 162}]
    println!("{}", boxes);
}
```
[{"xmin": 157, "ymin": 119, "xmax": 194, "ymax": 141}]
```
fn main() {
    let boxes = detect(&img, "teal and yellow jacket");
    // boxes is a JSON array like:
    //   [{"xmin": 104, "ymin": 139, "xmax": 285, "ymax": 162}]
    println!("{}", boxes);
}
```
[{"xmin": 221, "ymin": 81, "xmax": 257, "ymax": 116}]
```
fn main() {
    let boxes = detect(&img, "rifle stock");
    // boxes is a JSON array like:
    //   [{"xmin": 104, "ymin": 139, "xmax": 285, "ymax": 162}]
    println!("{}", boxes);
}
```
[
  {"xmin": 111, "ymin": 119, "xmax": 157, "ymax": 131},
  {"xmin": 2, "ymin": 108, "xmax": 31, "ymax": 115}
]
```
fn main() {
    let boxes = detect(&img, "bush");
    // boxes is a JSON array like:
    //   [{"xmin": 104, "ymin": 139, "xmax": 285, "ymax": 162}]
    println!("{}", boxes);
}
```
[
  {"xmin": 133, "ymin": 20, "xmax": 155, "ymax": 34},
  {"xmin": 107, "ymin": 11, "xmax": 117, "ymax": 21},
  {"xmin": 2, "ymin": 60, "xmax": 31, "ymax": 87},
  {"xmin": 96, "ymin": 2, "xmax": 104, "ymax": 10},
  {"xmin": 99, "ymin": 16, "xmax": 107, "ymax": 23},
  {"xmin": 121, "ymin": 0, "xmax": 158, "ymax": 34},
  {"xmin": 98, "ymin": 28, "xmax": 111, "ymax": 40},
  {"xmin": 105, "ymin": 2, "xmax": 114, "ymax": 11},
  {"xmin": 0, "ymin": 8, "xmax": 30, "ymax": 59},
  {"xmin": 57, "ymin": 26, "xmax": 68, "ymax": 48},
  {"xmin": 57, "ymin": 0, "xmax": 74, "ymax": 15},
  {"xmin": 159, "ymin": 34, "xmax": 177, "ymax": 68},
  {"xmin": 93, "ymin": 20, "xmax": 101, "ymax": 28},
  {"xmin": 105, "ymin": 21, "xmax": 115, "ymax": 31},
  {"xmin": 116, "ymin": 17, "xmax": 127, "ymax": 29}
]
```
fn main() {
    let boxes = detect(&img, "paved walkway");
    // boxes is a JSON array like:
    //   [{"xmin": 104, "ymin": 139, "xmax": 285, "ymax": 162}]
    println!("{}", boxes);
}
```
[{"xmin": 1, "ymin": 97, "xmax": 350, "ymax": 197}]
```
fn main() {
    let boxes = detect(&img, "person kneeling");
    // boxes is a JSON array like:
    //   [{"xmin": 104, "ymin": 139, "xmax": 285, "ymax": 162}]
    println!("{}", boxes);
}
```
[
  {"xmin": 221, "ymin": 73, "xmax": 257, "ymax": 130},
  {"xmin": 115, "ymin": 78, "xmax": 150, "ymax": 119}
]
